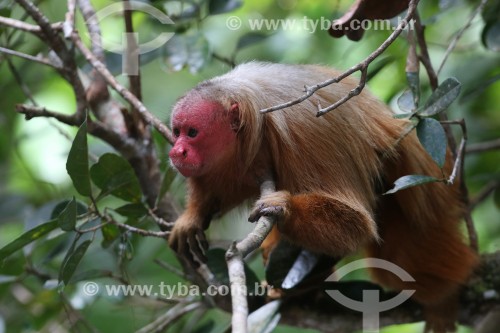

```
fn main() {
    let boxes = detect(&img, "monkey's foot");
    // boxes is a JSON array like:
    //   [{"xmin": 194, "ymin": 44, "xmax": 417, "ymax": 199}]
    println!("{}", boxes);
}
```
[{"xmin": 248, "ymin": 190, "xmax": 292, "ymax": 222}]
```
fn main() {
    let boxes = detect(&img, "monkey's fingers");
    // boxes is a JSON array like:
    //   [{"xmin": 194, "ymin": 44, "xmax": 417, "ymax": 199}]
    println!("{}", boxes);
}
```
[
  {"xmin": 177, "ymin": 234, "xmax": 199, "ymax": 267},
  {"xmin": 196, "ymin": 229, "xmax": 209, "ymax": 253},
  {"xmin": 248, "ymin": 205, "xmax": 285, "ymax": 222},
  {"xmin": 188, "ymin": 231, "xmax": 208, "ymax": 264}
]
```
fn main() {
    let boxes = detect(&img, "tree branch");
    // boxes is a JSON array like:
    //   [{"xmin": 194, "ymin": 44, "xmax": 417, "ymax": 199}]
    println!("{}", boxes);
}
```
[
  {"xmin": 470, "ymin": 180, "xmax": 500, "ymax": 210},
  {"xmin": 15, "ymin": 0, "xmax": 88, "ymax": 120},
  {"xmin": 226, "ymin": 178, "xmax": 277, "ymax": 333},
  {"xmin": 77, "ymin": 0, "xmax": 105, "ymax": 61},
  {"xmin": 15, "ymin": 104, "xmax": 81, "ymax": 125},
  {"xmin": 437, "ymin": 0, "xmax": 490, "ymax": 76},
  {"xmin": 0, "ymin": 46, "xmax": 59, "ymax": 68},
  {"xmin": 71, "ymin": 32, "xmax": 174, "ymax": 144},
  {"xmin": 0, "ymin": 15, "xmax": 63, "ymax": 35},
  {"xmin": 467, "ymin": 138, "xmax": 500, "ymax": 154},
  {"xmin": 441, "ymin": 119, "xmax": 478, "ymax": 251},
  {"xmin": 63, "ymin": 0, "xmax": 76, "ymax": 38},
  {"xmin": 414, "ymin": 12, "xmax": 438, "ymax": 90},
  {"xmin": 260, "ymin": 0, "xmax": 419, "ymax": 115}
]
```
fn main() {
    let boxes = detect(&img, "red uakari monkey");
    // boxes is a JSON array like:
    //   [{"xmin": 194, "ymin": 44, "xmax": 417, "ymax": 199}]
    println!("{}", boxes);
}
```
[{"xmin": 168, "ymin": 62, "xmax": 477, "ymax": 332}]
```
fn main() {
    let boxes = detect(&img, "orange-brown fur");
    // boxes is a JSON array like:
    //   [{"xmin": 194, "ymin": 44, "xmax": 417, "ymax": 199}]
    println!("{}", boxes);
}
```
[{"xmin": 169, "ymin": 62, "xmax": 478, "ymax": 332}]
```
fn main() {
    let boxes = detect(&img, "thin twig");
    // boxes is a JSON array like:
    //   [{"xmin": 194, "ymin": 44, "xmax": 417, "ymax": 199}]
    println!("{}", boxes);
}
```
[
  {"xmin": 78, "ymin": 0, "xmax": 105, "ymax": 62},
  {"xmin": 14, "ymin": 0, "xmax": 69, "ymax": 58},
  {"xmin": 470, "ymin": 180, "xmax": 500, "ymax": 210},
  {"xmin": 15, "ymin": 104, "xmax": 80, "ymax": 125},
  {"xmin": 123, "ymin": 0, "xmax": 143, "ymax": 100},
  {"xmin": 122, "ymin": 0, "xmax": 148, "ymax": 138},
  {"xmin": 78, "ymin": 221, "xmax": 111, "ymax": 233},
  {"xmin": 148, "ymin": 208, "xmax": 175, "ymax": 229},
  {"xmin": 0, "ymin": 15, "xmax": 63, "ymax": 35},
  {"xmin": 71, "ymin": 32, "xmax": 174, "ymax": 144},
  {"xmin": 154, "ymin": 259, "xmax": 187, "ymax": 279},
  {"xmin": 212, "ymin": 53, "xmax": 236, "ymax": 68},
  {"xmin": 15, "ymin": 103, "xmax": 139, "ymax": 158},
  {"xmin": 103, "ymin": 214, "xmax": 170, "ymax": 238},
  {"xmin": 447, "ymin": 129, "xmax": 465, "ymax": 186},
  {"xmin": 260, "ymin": 0, "xmax": 420, "ymax": 115},
  {"xmin": 15, "ymin": 0, "xmax": 89, "ymax": 119},
  {"xmin": 414, "ymin": 12, "xmax": 438, "ymax": 90},
  {"xmin": 63, "ymin": 0, "xmax": 77, "ymax": 38},
  {"xmin": 437, "ymin": 0, "xmax": 490, "ymax": 76},
  {"xmin": 466, "ymin": 138, "xmax": 500, "ymax": 154},
  {"xmin": 0, "ymin": 46, "xmax": 59, "ymax": 68},
  {"xmin": 135, "ymin": 302, "xmax": 203, "ymax": 333},
  {"xmin": 317, "ymin": 67, "xmax": 367, "ymax": 116},
  {"xmin": 441, "ymin": 119, "xmax": 478, "ymax": 251},
  {"xmin": 6, "ymin": 57, "xmax": 38, "ymax": 105}
]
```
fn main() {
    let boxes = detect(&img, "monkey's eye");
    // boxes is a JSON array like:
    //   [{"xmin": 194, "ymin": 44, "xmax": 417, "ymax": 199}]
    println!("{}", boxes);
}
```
[
  {"xmin": 173, "ymin": 128, "xmax": 180, "ymax": 137},
  {"xmin": 187, "ymin": 128, "xmax": 198, "ymax": 138}
]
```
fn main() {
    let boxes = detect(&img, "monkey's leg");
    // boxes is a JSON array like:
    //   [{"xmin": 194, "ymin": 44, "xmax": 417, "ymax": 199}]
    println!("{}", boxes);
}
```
[{"xmin": 249, "ymin": 191, "xmax": 377, "ymax": 256}]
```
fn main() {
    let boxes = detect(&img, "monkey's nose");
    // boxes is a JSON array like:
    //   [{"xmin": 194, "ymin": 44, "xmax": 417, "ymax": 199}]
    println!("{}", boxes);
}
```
[{"xmin": 169, "ymin": 147, "xmax": 188, "ymax": 159}]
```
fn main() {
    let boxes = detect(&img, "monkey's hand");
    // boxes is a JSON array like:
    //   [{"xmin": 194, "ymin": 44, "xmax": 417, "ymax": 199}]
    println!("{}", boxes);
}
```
[
  {"xmin": 248, "ymin": 191, "xmax": 292, "ymax": 223},
  {"xmin": 169, "ymin": 215, "xmax": 209, "ymax": 266}
]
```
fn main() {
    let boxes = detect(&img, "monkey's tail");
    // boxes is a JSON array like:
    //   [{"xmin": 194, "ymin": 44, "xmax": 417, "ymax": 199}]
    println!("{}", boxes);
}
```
[{"xmin": 367, "ymin": 133, "xmax": 478, "ymax": 329}]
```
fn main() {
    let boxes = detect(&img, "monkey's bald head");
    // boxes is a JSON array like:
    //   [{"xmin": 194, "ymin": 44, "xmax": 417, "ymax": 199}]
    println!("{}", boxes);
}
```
[{"xmin": 169, "ymin": 97, "xmax": 240, "ymax": 178}]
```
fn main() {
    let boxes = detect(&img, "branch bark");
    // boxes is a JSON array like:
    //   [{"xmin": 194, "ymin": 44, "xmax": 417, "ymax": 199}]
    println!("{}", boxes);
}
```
[{"xmin": 226, "ymin": 179, "xmax": 277, "ymax": 333}]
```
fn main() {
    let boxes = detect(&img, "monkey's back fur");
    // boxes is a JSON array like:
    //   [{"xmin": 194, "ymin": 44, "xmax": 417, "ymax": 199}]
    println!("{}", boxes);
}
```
[{"xmin": 173, "ymin": 62, "xmax": 478, "ymax": 331}]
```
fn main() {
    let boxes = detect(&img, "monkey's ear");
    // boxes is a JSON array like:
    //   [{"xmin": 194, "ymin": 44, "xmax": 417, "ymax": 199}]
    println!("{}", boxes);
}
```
[{"xmin": 229, "ymin": 103, "xmax": 240, "ymax": 132}]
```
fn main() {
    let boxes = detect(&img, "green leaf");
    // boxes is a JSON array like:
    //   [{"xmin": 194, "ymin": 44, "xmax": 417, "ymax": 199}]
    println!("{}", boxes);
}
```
[
  {"xmin": 0, "ymin": 220, "xmax": 58, "ymax": 262},
  {"xmin": 397, "ymin": 89, "xmax": 416, "ymax": 113},
  {"xmin": 418, "ymin": 78, "xmax": 461, "ymax": 117},
  {"xmin": 90, "ymin": 153, "xmax": 142, "ymax": 203},
  {"xmin": 71, "ymin": 269, "xmax": 113, "ymax": 283},
  {"xmin": 163, "ymin": 32, "xmax": 210, "ymax": 73},
  {"xmin": 482, "ymin": 21, "xmax": 500, "ymax": 52},
  {"xmin": 66, "ymin": 121, "xmax": 92, "ymax": 197},
  {"xmin": 385, "ymin": 175, "xmax": 440, "ymax": 194},
  {"xmin": 406, "ymin": 71, "xmax": 420, "ymax": 107},
  {"xmin": 236, "ymin": 32, "xmax": 269, "ymax": 50},
  {"xmin": 417, "ymin": 118, "xmax": 447, "ymax": 168},
  {"xmin": 248, "ymin": 300, "xmax": 281, "ymax": 333},
  {"xmin": 59, "ymin": 239, "xmax": 92, "ymax": 286},
  {"xmin": 208, "ymin": 0, "xmax": 242, "ymax": 15},
  {"xmin": 101, "ymin": 224, "xmax": 120, "ymax": 248},
  {"xmin": 115, "ymin": 203, "xmax": 148, "ymax": 218},
  {"xmin": 57, "ymin": 197, "xmax": 77, "ymax": 231},
  {"xmin": 460, "ymin": 74, "xmax": 500, "ymax": 103},
  {"xmin": 51, "ymin": 200, "xmax": 88, "ymax": 219}
]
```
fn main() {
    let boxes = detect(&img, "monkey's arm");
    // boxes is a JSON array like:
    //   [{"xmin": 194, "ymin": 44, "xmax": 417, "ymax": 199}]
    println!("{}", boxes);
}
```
[
  {"xmin": 249, "ymin": 191, "xmax": 378, "ymax": 256},
  {"xmin": 169, "ymin": 182, "xmax": 218, "ymax": 264}
]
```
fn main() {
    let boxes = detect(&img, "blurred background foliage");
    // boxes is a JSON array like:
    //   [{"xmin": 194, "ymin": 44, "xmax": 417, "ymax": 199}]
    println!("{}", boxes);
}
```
[{"xmin": 0, "ymin": 0, "xmax": 499, "ymax": 332}]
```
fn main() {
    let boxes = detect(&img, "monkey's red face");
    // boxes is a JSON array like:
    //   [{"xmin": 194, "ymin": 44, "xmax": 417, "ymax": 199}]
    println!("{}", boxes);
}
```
[{"xmin": 169, "ymin": 99, "xmax": 238, "ymax": 178}]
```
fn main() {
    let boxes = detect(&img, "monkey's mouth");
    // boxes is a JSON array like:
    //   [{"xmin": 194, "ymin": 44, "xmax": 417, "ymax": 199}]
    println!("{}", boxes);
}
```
[{"xmin": 169, "ymin": 159, "xmax": 202, "ymax": 177}]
